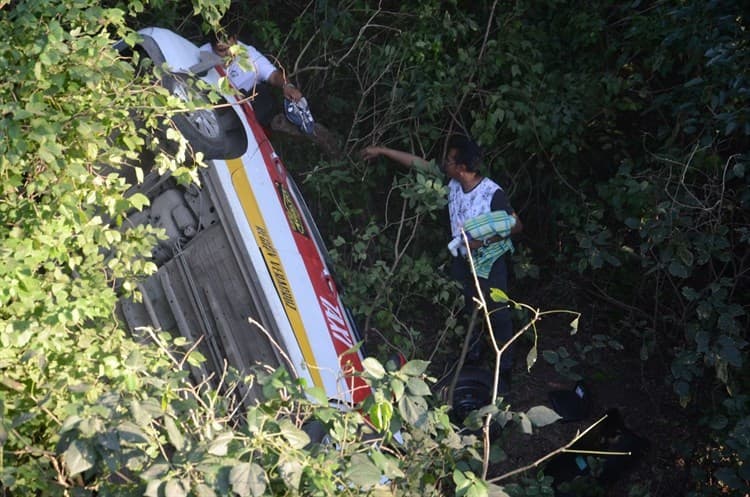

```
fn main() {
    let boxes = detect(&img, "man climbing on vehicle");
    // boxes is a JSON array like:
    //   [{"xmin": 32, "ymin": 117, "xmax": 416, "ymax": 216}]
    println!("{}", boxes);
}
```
[
  {"xmin": 200, "ymin": 33, "xmax": 309, "ymax": 128},
  {"xmin": 200, "ymin": 31, "xmax": 343, "ymax": 156},
  {"xmin": 360, "ymin": 135, "xmax": 523, "ymax": 395}
]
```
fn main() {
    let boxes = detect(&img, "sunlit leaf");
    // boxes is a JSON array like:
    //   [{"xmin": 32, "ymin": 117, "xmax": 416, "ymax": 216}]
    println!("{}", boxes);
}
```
[
  {"xmin": 369, "ymin": 401, "xmax": 393, "ymax": 431},
  {"xmin": 229, "ymin": 462, "xmax": 267, "ymax": 497},
  {"xmin": 164, "ymin": 416, "xmax": 185, "ymax": 451},
  {"xmin": 345, "ymin": 453, "xmax": 381, "ymax": 489},
  {"xmin": 400, "ymin": 359, "xmax": 429, "ymax": 376},
  {"xmin": 63, "ymin": 440, "xmax": 95, "ymax": 476},
  {"xmin": 279, "ymin": 419, "xmax": 310, "ymax": 449},
  {"xmin": 526, "ymin": 405, "xmax": 562, "ymax": 427},
  {"xmin": 406, "ymin": 376, "xmax": 431, "ymax": 396},
  {"xmin": 362, "ymin": 357, "xmax": 386, "ymax": 379},
  {"xmin": 370, "ymin": 449, "xmax": 405, "ymax": 479},
  {"xmin": 526, "ymin": 345, "xmax": 537, "ymax": 370},
  {"xmin": 164, "ymin": 478, "xmax": 188, "ymax": 497},
  {"xmin": 489, "ymin": 288, "xmax": 508, "ymax": 303},
  {"xmin": 207, "ymin": 432, "xmax": 233, "ymax": 456},
  {"xmin": 398, "ymin": 394, "xmax": 429, "ymax": 428},
  {"xmin": 570, "ymin": 316, "xmax": 579, "ymax": 335}
]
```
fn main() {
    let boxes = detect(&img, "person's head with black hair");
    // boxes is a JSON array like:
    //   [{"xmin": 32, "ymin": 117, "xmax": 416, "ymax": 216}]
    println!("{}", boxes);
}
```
[
  {"xmin": 444, "ymin": 135, "xmax": 483, "ymax": 174},
  {"xmin": 209, "ymin": 31, "xmax": 238, "ymax": 56}
]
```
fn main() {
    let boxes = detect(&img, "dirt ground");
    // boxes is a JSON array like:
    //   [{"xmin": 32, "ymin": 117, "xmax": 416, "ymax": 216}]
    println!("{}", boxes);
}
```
[
  {"xmin": 424, "ymin": 277, "xmax": 698, "ymax": 497},
  {"xmin": 477, "ymin": 304, "xmax": 694, "ymax": 496}
]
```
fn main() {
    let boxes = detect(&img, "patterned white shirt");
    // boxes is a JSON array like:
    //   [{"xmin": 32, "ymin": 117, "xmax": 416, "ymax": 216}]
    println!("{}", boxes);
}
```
[
  {"xmin": 448, "ymin": 177, "xmax": 515, "ymax": 278},
  {"xmin": 448, "ymin": 177, "xmax": 500, "ymax": 238}
]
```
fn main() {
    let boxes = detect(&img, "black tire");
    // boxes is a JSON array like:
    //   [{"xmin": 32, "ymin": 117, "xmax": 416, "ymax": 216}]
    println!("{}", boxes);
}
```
[
  {"xmin": 133, "ymin": 35, "xmax": 247, "ymax": 160},
  {"xmin": 163, "ymin": 73, "xmax": 227, "ymax": 159},
  {"xmin": 450, "ymin": 366, "xmax": 494, "ymax": 424}
]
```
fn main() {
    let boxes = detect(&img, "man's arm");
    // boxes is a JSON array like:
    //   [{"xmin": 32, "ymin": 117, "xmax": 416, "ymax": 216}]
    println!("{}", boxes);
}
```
[
  {"xmin": 510, "ymin": 213, "xmax": 523, "ymax": 235},
  {"xmin": 267, "ymin": 70, "xmax": 303, "ymax": 101},
  {"xmin": 360, "ymin": 146, "xmax": 432, "ymax": 171},
  {"xmin": 241, "ymin": 42, "xmax": 303, "ymax": 102},
  {"xmin": 490, "ymin": 188, "xmax": 523, "ymax": 235}
]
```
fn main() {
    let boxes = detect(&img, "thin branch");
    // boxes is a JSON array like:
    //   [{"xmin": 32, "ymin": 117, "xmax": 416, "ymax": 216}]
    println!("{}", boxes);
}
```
[{"xmin": 488, "ymin": 411, "xmax": 628, "ymax": 483}]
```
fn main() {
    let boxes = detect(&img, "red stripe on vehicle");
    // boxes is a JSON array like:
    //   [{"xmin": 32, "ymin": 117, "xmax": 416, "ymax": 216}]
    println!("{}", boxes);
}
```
[{"xmin": 216, "ymin": 67, "xmax": 370, "ymax": 404}]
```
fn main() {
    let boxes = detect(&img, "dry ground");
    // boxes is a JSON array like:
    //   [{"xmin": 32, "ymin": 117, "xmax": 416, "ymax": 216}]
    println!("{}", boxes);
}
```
[{"xmin": 476, "ymin": 300, "xmax": 694, "ymax": 496}]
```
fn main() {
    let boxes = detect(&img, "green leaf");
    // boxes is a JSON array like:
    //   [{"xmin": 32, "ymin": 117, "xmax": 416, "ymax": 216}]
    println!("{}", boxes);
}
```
[
  {"xmin": 164, "ymin": 416, "xmax": 185, "ymax": 451},
  {"xmin": 164, "ymin": 478, "xmax": 188, "ymax": 497},
  {"xmin": 229, "ymin": 462, "xmax": 267, "ymax": 497},
  {"xmin": 345, "ymin": 453, "xmax": 381, "ymax": 489},
  {"xmin": 518, "ymin": 412, "xmax": 533, "ymax": 434},
  {"xmin": 487, "ymin": 483, "xmax": 511, "ymax": 497},
  {"xmin": 454, "ymin": 469, "xmax": 488, "ymax": 497},
  {"xmin": 526, "ymin": 405, "xmax": 562, "ymax": 427},
  {"xmin": 406, "ymin": 377, "xmax": 431, "ymax": 396},
  {"xmin": 489, "ymin": 288, "xmax": 508, "ymax": 303},
  {"xmin": 677, "ymin": 246, "xmax": 694, "ymax": 266},
  {"xmin": 526, "ymin": 345, "xmax": 537, "ymax": 370},
  {"xmin": 362, "ymin": 357, "xmax": 386, "ymax": 379},
  {"xmin": 145, "ymin": 480, "xmax": 163, "ymax": 497},
  {"xmin": 207, "ymin": 432, "xmax": 233, "ymax": 456},
  {"xmin": 714, "ymin": 468, "xmax": 743, "ymax": 489},
  {"xmin": 306, "ymin": 386, "xmax": 328, "ymax": 405},
  {"xmin": 118, "ymin": 421, "xmax": 149, "ymax": 443},
  {"xmin": 279, "ymin": 419, "xmax": 310, "ymax": 449},
  {"xmin": 400, "ymin": 359, "xmax": 429, "ymax": 376},
  {"xmin": 398, "ymin": 394, "xmax": 428, "ymax": 427},
  {"xmin": 193, "ymin": 483, "xmax": 217, "ymax": 497},
  {"xmin": 141, "ymin": 463, "xmax": 170, "ymax": 480},
  {"xmin": 279, "ymin": 458, "xmax": 303, "ymax": 490},
  {"xmin": 369, "ymin": 401, "xmax": 393, "ymax": 432},
  {"xmin": 63, "ymin": 439, "xmax": 95, "ymax": 476},
  {"xmin": 370, "ymin": 449, "xmax": 405, "ymax": 479},
  {"xmin": 668, "ymin": 261, "xmax": 688, "ymax": 278},
  {"xmin": 570, "ymin": 316, "xmax": 579, "ymax": 335},
  {"xmin": 129, "ymin": 192, "xmax": 150, "ymax": 211},
  {"xmin": 390, "ymin": 378, "xmax": 405, "ymax": 401},
  {"xmin": 543, "ymin": 350, "xmax": 559, "ymax": 364}
]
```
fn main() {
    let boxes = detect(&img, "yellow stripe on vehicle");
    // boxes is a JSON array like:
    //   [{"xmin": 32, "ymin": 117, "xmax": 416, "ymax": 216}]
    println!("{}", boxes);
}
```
[{"xmin": 227, "ymin": 158, "xmax": 323, "ymax": 389}]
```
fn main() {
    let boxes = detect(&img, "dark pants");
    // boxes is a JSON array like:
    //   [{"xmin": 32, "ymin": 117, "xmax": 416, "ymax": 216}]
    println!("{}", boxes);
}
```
[
  {"xmin": 242, "ymin": 82, "xmax": 277, "ymax": 127},
  {"xmin": 453, "ymin": 254, "xmax": 514, "ymax": 370}
]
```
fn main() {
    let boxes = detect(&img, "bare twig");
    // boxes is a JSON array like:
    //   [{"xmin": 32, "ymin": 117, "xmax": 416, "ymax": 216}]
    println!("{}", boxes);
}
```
[
  {"xmin": 248, "ymin": 317, "xmax": 299, "ymax": 379},
  {"xmin": 488, "ymin": 411, "xmax": 632, "ymax": 483}
]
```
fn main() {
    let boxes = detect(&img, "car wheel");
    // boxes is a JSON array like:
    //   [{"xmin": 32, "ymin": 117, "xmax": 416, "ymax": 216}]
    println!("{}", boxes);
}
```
[
  {"xmin": 130, "ymin": 35, "xmax": 247, "ymax": 161},
  {"xmin": 451, "ymin": 366, "xmax": 494, "ymax": 424},
  {"xmin": 163, "ymin": 73, "xmax": 227, "ymax": 159}
]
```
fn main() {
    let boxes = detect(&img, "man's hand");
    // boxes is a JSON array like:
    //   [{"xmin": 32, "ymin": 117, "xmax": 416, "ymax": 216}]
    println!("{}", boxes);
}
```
[
  {"xmin": 360, "ymin": 146, "xmax": 383, "ymax": 161},
  {"xmin": 283, "ymin": 83, "xmax": 303, "ymax": 102}
]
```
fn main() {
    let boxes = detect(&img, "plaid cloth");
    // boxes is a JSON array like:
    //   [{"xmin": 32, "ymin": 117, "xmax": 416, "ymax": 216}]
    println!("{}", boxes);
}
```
[{"xmin": 462, "ymin": 210, "xmax": 516, "ymax": 278}]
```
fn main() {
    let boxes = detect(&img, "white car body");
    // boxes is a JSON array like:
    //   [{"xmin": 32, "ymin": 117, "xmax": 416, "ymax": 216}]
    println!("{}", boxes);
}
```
[{"xmin": 118, "ymin": 27, "xmax": 370, "ymax": 406}]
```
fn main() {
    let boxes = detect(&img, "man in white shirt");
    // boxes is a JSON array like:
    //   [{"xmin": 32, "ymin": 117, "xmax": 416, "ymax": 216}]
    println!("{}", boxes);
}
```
[{"xmin": 201, "ymin": 34, "xmax": 303, "ymax": 126}]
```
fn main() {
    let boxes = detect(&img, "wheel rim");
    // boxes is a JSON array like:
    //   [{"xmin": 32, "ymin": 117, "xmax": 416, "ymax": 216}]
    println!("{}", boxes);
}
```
[{"xmin": 171, "ymin": 78, "xmax": 222, "ymax": 139}]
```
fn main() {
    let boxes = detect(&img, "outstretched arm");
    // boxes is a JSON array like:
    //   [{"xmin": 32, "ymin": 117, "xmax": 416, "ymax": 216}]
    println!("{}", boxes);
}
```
[
  {"xmin": 360, "ymin": 146, "xmax": 431, "ymax": 170},
  {"xmin": 267, "ymin": 70, "xmax": 303, "ymax": 102}
]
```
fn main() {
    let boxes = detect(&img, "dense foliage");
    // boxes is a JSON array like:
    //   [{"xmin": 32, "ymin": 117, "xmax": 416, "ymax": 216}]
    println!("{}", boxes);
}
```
[
  {"xmin": 1, "ymin": 0, "xmax": 748, "ymax": 496},
  {"xmin": 237, "ymin": 0, "xmax": 749, "ymax": 494},
  {"xmin": 0, "ymin": 1, "xmax": 552, "ymax": 496}
]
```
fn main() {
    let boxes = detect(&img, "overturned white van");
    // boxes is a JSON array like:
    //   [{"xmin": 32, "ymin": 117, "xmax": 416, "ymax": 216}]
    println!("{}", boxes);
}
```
[{"xmin": 116, "ymin": 27, "xmax": 370, "ymax": 407}]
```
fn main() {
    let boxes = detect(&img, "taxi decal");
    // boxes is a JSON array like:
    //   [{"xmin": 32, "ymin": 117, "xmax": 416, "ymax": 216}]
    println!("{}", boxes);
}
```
[{"xmin": 276, "ymin": 181, "xmax": 308, "ymax": 237}]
